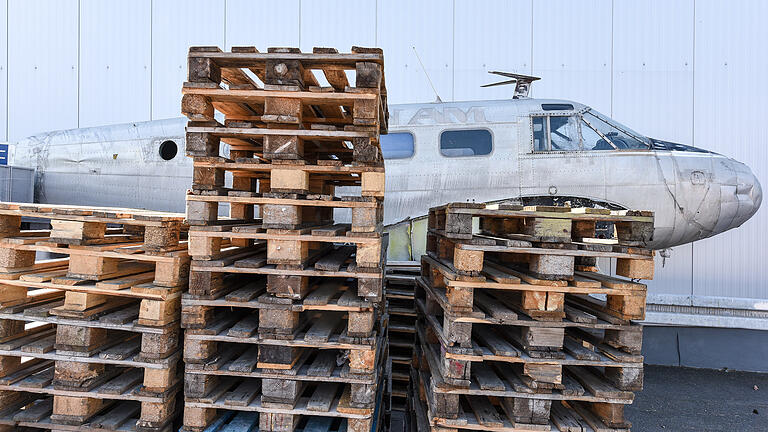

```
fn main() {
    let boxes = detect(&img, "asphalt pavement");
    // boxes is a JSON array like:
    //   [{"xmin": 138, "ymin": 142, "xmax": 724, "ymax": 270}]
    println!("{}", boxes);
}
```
[{"xmin": 627, "ymin": 365, "xmax": 768, "ymax": 431}]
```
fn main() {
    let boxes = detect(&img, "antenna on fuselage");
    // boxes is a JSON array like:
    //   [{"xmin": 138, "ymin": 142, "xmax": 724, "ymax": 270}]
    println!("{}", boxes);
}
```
[
  {"xmin": 482, "ymin": 71, "xmax": 540, "ymax": 98},
  {"xmin": 412, "ymin": 46, "xmax": 442, "ymax": 103}
]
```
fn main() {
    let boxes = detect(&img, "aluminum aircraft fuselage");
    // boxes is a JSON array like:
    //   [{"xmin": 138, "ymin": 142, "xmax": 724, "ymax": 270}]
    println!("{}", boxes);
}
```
[{"xmin": 13, "ymin": 98, "xmax": 762, "ymax": 250}]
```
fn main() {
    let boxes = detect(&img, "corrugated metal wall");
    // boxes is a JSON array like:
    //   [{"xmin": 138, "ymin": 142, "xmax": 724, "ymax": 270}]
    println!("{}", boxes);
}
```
[{"xmin": 0, "ymin": 0, "xmax": 766, "ymax": 304}]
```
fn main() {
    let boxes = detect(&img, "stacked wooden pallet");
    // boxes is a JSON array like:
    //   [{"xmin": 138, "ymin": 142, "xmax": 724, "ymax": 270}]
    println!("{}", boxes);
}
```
[
  {"xmin": 0, "ymin": 203, "xmax": 188, "ymax": 431},
  {"xmin": 409, "ymin": 202, "xmax": 655, "ymax": 432},
  {"xmin": 383, "ymin": 261, "xmax": 418, "ymax": 430},
  {"xmin": 179, "ymin": 46, "xmax": 388, "ymax": 432}
]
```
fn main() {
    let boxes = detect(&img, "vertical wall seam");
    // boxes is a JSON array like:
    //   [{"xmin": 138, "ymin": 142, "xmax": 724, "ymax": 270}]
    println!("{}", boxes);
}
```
[
  {"xmin": 223, "ymin": 0, "xmax": 227, "ymax": 49},
  {"xmin": 530, "ymin": 0, "xmax": 534, "ymax": 77},
  {"xmin": 149, "ymin": 0, "xmax": 153, "ymax": 121},
  {"xmin": 691, "ymin": 0, "xmax": 696, "ymax": 298},
  {"xmin": 77, "ymin": 0, "xmax": 81, "ymax": 129},
  {"xmin": 374, "ymin": 0, "xmax": 378, "ymax": 46},
  {"xmin": 298, "ymin": 0, "xmax": 301, "ymax": 48},
  {"xmin": 610, "ymin": 0, "xmax": 614, "ymax": 117},
  {"xmin": 5, "ymin": 0, "xmax": 9, "ymax": 141},
  {"xmin": 451, "ymin": 0, "xmax": 455, "ymax": 101},
  {"xmin": 691, "ymin": 0, "xmax": 696, "ymax": 148}
]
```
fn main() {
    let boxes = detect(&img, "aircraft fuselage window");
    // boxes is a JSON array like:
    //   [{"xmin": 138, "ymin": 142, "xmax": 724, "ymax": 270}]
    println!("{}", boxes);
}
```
[
  {"xmin": 531, "ymin": 115, "xmax": 580, "ymax": 151},
  {"xmin": 440, "ymin": 129, "xmax": 492, "ymax": 157},
  {"xmin": 581, "ymin": 111, "xmax": 650, "ymax": 150},
  {"xmin": 381, "ymin": 132, "xmax": 415, "ymax": 159}
]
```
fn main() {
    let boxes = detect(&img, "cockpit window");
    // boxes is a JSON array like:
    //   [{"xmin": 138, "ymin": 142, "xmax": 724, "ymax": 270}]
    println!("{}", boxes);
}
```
[
  {"xmin": 533, "ymin": 117, "xmax": 547, "ymax": 151},
  {"xmin": 581, "ymin": 110, "xmax": 650, "ymax": 150},
  {"xmin": 549, "ymin": 116, "xmax": 580, "ymax": 151},
  {"xmin": 531, "ymin": 115, "xmax": 580, "ymax": 151},
  {"xmin": 381, "ymin": 132, "xmax": 415, "ymax": 159},
  {"xmin": 440, "ymin": 129, "xmax": 492, "ymax": 157}
]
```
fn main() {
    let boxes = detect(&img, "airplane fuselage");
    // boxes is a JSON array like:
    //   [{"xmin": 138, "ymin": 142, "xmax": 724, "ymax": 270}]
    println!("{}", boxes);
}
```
[{"xmin": 12, "ymin": 98, "xmax": 762, "ymax": 250}]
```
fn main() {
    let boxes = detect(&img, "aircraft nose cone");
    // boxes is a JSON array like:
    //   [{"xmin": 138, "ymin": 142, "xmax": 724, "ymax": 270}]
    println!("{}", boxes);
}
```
[{"xmin": 738, "ymin": 166, "xmax": 762, "ymax": 223}]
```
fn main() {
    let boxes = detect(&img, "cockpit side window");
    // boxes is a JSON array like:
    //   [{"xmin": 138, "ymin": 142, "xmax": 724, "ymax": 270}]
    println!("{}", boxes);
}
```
[
  {"xmin": 549, "ymin": 116, "xmax": 580, "ymax": 151},
  {"xmin": 581, "ymin": 111, "xmax": 650, "ymax": 150},
  {"xmin": 531, "ymin": 115, "xmax": 580, "ymax": 152},
  {"xmin": 532, "ymin": 117, "xmax": 547, "ymax": 151}
]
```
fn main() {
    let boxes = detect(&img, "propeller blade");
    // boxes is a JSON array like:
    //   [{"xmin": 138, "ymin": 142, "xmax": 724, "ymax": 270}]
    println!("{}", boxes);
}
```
[
  {"xmin": 481, "ymin": 79, "xmax": 518, "ymax": 88},
  {"xmin": 488, "ymin": 71, "xmax": 541, "ymax": 82}
]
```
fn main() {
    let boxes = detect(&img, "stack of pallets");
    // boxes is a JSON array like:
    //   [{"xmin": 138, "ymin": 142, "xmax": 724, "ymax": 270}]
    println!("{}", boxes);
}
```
[
  {"xmin": 179, "ymin": 46, "xmax": 389, "ymax": 432},
  {"xmin": 0, "ymin": 203, "xmax": 188, "ymax": 431},
  {"xmin": 382, "ymin": 261, "xmax": 419, "ymax": 431},
  {"xmin": 410, "ymin": 203, "xmax": 655, "ymax": 432}
]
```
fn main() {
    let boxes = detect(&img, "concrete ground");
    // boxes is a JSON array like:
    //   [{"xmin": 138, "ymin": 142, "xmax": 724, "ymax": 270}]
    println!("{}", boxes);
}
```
[{"xmin": 628, "ymin": 365, "xmax": 768, "ymax": 431}]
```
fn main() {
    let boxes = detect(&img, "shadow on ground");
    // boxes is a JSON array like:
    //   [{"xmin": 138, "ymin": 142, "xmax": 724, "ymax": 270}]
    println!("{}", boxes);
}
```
[{"xmin": 628, "ymin": 365, "xmax": 768, "ymax": 431}]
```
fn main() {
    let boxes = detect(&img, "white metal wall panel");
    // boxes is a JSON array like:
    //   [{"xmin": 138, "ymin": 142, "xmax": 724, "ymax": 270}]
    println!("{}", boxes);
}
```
[
  {"xmin": 692, "ymin": 0, "xmax": 768, "ymax": 300},
  {"xmin": 299, "ymin": 0, "xmax": 376, "ymax": 53},
  {"xmin": 531, "ymin": 0, "xmax": 612, "ymax": 114},
  {"xmin": 611, "ymin": 0, "xmax": 695, "ymax": 297},
  {"xmin": 8, "ymin": 0, "xmax": 78, "ymax": 142},
  {"xmin": 612, "ymin": 0, "xmax": 694, "ymax": 143},
  {"xmin": 649, "ymin": 245, "xmax": 694, "ymax": 296},
  {"xmin": 376, "ymin": 0, "xmax": 454, "ymax": 104},
  {"xmin": 453, "ymin": 0, "xmax": 532, "ymax": 101},
  {"xmin": 225, "ymin": 0, "xmax": 299, "ymax": 49},
  {"xmin": 151, "ymin": 1, "xmax": 225, "ymax": 120},
  {"xmin": 0, "ymin": 0, "xmax": 7, "ymax": 142},
  {"xmin": 79, "ymin": 0, "xmax": 151, "ymax": 128}
]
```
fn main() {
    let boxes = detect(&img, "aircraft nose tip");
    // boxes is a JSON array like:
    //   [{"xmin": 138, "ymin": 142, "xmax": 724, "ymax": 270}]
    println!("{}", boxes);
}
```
[
  {"xmin": 735, "ymin": 164, "xmax": 762, "ymax": 224},
  {"xmin": 747, "ymin": 169, "xmax": 762, "ymax": 214}
]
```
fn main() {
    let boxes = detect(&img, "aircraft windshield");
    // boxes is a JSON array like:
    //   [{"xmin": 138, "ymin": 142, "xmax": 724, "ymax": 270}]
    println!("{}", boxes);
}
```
[{"xmin": 581, "ymin": 109, "xmax": 651, "ymax": 150}]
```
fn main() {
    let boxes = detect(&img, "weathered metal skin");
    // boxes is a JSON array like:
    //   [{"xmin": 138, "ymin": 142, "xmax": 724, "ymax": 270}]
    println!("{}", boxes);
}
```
[{"xmin": 12, "ymin": 98, "xmax": 762, "ymax": 251}]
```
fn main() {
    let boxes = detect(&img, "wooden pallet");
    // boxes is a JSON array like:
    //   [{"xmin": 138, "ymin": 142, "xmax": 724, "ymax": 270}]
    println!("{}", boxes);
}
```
[
  {"xmin": 191, "ymin": 159, "xmax": 385, "ymax": 197},
  {"xmin": 429, "ymin": 202, "xmax": 653, "ymax": 246},
  {"xmin": 418, "ymin": 316, "xmax": 643, "ymax": 394},
  {"xmin": 189, "ymin": 225, "xmax": 385, "ymax": 268},
  {"xmin": 427, "ymin": 230, "xmax": 654, "ymax": 282},
  {"xmin": 186, "ymin": 410, "xmax": 351, "ymax": 432},
  {"xmin": 413, "ymin": 365, "xmax": 631, "ymax": 432},
  {"xmin": 186, "ymin": 374, "xmax": 378, "ymax": 412},
  {"xmin": 183, "ymin": 320, "xmax": 385, "ymax": 375},
  {"xmin": 0, "ymin": 395, "xmax": 178, "ymax": 432},
  {"xmin": 416, "ymin": 270, "xmax": 644, "ymax": 355},
  {"xmin": 0, "ymin": 235, "xmax": 189, "ymax": 287},
  {"xmin": 417, "ymin": 315, "xmax": 641, "ymax": 391},
  {"xmin": 187, "ymin": 193, "xmax": 383, "ymax": 231},
  {"xmin": 0, "ymin": 295, "xmax": 179, "ymax": 361},
  {"xmin": 184, "ymin": 345, "xmax": 378, "ymax": 385},
  {"xmin": 188, "ymin": 261, "xmax": 384, "ymax": 302},
  {"xmin": 421, "ymin": 254, "xmax": 647, "ymax": 322},
  {"xmin": 0, "ymin": 360, "xmax": 179, "ymax": 399},
  {"xmin": 0, "ymin": 279, "xmax": 182, "ymax": 328},
  {"xmin": 0, "ymin": 203, "xmax": 185, "ymax": 247},
  {"xmin": 183, "ymin": 375, "xmax": 384, "ymax": 432},
  {"xmin": 182, "ymin": 279, "xmax": 380, "ymax": 339}
]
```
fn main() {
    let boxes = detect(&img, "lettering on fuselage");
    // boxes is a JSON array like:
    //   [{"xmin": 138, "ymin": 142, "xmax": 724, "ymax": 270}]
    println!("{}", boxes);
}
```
[{"xmin": 389, "ymin": 106, "xmax": 489, "ymax": 126}]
